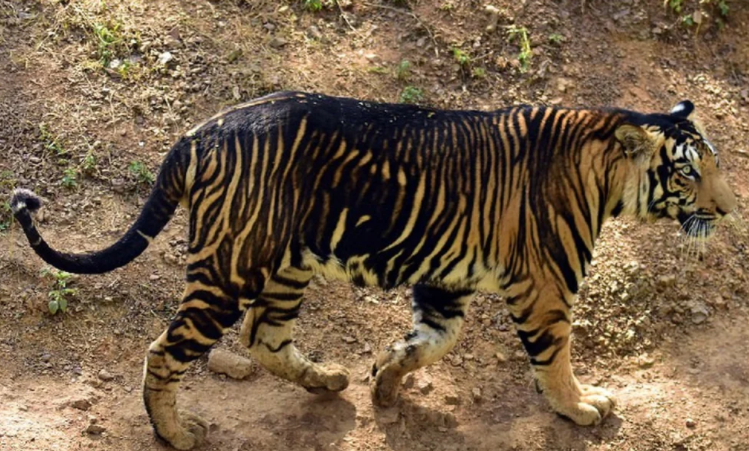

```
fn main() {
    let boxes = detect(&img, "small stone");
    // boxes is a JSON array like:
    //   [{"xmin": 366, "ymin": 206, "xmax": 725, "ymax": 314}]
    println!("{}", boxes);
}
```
[
  {"xmin": 472, "ymin": 387, "xmax": 482, "ymax": 402},
  {"xmin": 690, "ymin": 303, "xmax": 710, "ymax": 325},
  {"xmin": 97, "ymin": 369, "xmax": 115, "ymax": 382},
  {"xmin": 402, "ymin": 373, "xmax": 415, "ymax": 389},
  {"xmin": 85, "ymin": 424, "xmax": 106, "ymax": 435},
  {"xmin": 18, "ymin": 404, "xmax": 28, "ymax": 412},
  {"xmin": 637, "ymin": 353, "xmax": 655, "ymax": 369},
  {"xmin": 342, "ymin": 336, "xmax": 357, "ymax": 344},
  {"xmin": 417, "ymin": 376, "xmax": 434, "ymax": 395},
  {"xmin": 207, "ymin": 349, "xmax": 254, "ymax": 380},
  {"xmin": 149, "ymin": 274, "xmax": 160, "ymax": 281},
  {"xmin": 268, "ymin": 37, "xmax": 287, "ymax": 49},
  {"xmin": 379, "ymin": 407, "xmax": 400, "ymax": 424},
  {"xmin": 307, "ymin": 25, "xmax": 323, "ymax": 40},
  {"xmin": 495, "ymin": 352, "xmax": 507, "ymax": 363},
  {"xmin": 361, "ymin": 342, "xmax": 372, "ymax": 354},
  {"xmin": 735, "ymin": 149, "xmax": 749, "ymax": 159},
  {"xmin": 686, "ymin": 418, "xmax": 696, "ymax": 429},
  {"xmin": 513, "ymin": 350, "xmax": 527, "ymax": 361},
  {"xmin": 158, "ymin": 52, "xmax": 174, "ymax": 65},
  {"xmin": 657, "ymin": 274, "xmax": 677, "ymax": 287},
  {"xmin": 365, "ymin": 53, "xmax": 381, "ymax": 63},
  {"xmin": 70, "ymin": 399, "xmax": 92, "ymax": 411},
  {"xmin": 450, "ymin": 355, "xmax": 463, "ymax": 366},
  {"xmin": 444, "ymin": 393, "xmax": 461, "ymax": 406}
]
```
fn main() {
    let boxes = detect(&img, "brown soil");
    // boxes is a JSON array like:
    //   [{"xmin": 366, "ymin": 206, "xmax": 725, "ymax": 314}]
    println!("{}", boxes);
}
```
[{"xmin": 1, "ymin": 1, "xmax": 749, "ymax": 450}]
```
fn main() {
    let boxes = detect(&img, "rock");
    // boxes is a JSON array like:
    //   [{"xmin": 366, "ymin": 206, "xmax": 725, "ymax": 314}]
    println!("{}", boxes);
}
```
[
  {"xmin": 686, "ymin": 418, "xmax": 696, "ymax": 428},
  {"xmin": 207, "ymin": 349, "xmax": 255, "ymax": 380},
  {"xmin": 85, "ymin": 424, "xmax": 106, "ymax": 435},
  {"xmin": 657, "ymin": 274, "xmax": 677, "ymax": 287},
  {"xmin": 70, "ymin": 398, "xmax": 92, "ymax": 411},
  {"xmin": 690, "ymin": 303, "xmax": 710, "ymax": 325},
  {"xmin": 361, "ymin": 342, "xmax": 372, "ymax": 354},
  {"xmin": 495, "ymin": 352, "xmax": 507, "ymax": 363},
  {"xmin": 158, "ymin": 52, "xmax": 174, "ymax": 65},
  {"xmin": 450, "ymin": 355, "xmax": 463, "ymax": 366},
  {"xmin": 736, "ymin": 149, "xmax": 749, "ymax": 159},
  {"xmin": 402, "ymin": 373, "xmax": 415, "ymax": 389},
  {"xmin": 472, "ymin": 387, "xmax": 482, "ymax": 402},
  {"xmin": 417, "ymin": 376, "xmax": 434, "ymax": 395},
  {"xmin": 379, "ymin": 407, "xmax": 400, "ymax": 424},
  {"xmin": 637, "ymin": 353, "xmax": 655, "ymax": 369},
  {"xmin": 268, "ymin": 37, "xmax": 287, "ymax": 49},
  {"xmin": 513, "ymin": 350, "xmax": 527, "ymax": 361},
  {"xmin": 556, "ymin": 77, "xmax": 573, "ymax": 93},
  {"xmin": 444, "ymin": 393, "xmax": 461, "ymax": 406},
  {"xmin": 97, "ymin": 369, "xmax": 115, "ymax": 382},
  {"xmin": 365, "ymin": 53, "xmax": 380, "ymax": 63},
  {"xmin": 307, "ymin": 25, "xmax": 323, "ymax": 40},
  {"xmin": 342, "ymin": 336, "xmax": 357, "ymax": 344}
]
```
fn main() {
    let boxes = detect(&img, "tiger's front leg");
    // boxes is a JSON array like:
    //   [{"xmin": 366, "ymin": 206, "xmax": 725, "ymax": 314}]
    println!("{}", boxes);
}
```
[{"xmin": 508, "ymin": 281, "xmax": 616, "ymax": 425}]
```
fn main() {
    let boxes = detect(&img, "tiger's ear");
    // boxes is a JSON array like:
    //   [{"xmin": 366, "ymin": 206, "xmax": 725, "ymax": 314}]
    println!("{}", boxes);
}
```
[
  {"xmin": 671, "ymin": 100, "xmax": 707, "ymax": 135},
  {"xmin": 615, "ymin": 124, "xmax": 658, "ymax": 160},
  {"xmin": 670, "ymin": 100, "xmax": 695, "ymax": 119}
]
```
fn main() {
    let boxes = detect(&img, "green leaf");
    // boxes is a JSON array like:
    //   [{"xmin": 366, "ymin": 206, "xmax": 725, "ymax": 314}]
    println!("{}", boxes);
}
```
[
  {"xmin": 48, "ymin": 300, "xmax": 59, "ymax": 315},
  {"xmin": 59, "ymin": 298, "xmax": 68, "ymax": 312}
]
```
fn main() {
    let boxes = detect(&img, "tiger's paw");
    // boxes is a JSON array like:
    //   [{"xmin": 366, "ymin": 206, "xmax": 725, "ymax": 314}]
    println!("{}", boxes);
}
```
[
  {"xmin": 370, "ymin": 362, "xmax": 403, "ymax": 408},
  {"xmin": 156, "ymin": 411, "xmax": 209, "ymax": 451},
  {"xmin": 302, "ymin": 363, "xmax": 350, "ymax": 394},
  {"xmin": 555, "ymin": 385, "xmax": 616, "ymax": 426}
]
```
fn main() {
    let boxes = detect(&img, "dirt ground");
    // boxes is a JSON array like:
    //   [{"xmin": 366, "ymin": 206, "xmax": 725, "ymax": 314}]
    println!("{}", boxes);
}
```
[{"xmin": 1, "ymin": 0, "xmax": 749, "ymax": 450}]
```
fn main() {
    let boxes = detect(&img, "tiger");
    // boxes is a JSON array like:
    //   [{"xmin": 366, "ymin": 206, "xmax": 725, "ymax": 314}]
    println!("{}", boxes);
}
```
[{"xmin": 11, "ymin": 92, "xmax": 736, "ymax": 450}]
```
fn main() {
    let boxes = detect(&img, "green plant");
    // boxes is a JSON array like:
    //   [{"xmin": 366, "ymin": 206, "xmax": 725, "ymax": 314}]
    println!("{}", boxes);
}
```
[
  {"xmin": 506, "ymin": 25, "xmax": 532, "ymax": 72},
  {"xmin": 667, "ymin": 0, "xmax": 684, "ymax": 13},
  {"xmin": 93, "ymin": 21, "xmax": 122, "ymax": 67},
  {"xmin": 548, "ymin": 33, "xmax": 564, "ymax": 44},
  {"xmin": 41, "ymin": 268, "xmax": 77, "ymax": 315},
  {"xmin": 396, "ymin": 59, "xmax": 411, "ymax": 80},
  {"xmin": 399, "ymin": 86, "xmax": 423, "ymax": 104},
  {"xmin": 62, "ymin": 168, "xmax": 78, "ymax": 188},
  {"xmin": 82, "ymin": 152, "xmax": 97, "ymax": 174},
  {"xmin": 304, "ymin": 0, "xmax": 324, "ymax": 11},
  {"xmin": 451, "ymin": 47, "xmax": 471, "ymax": 66},
  {"xmin": 129, "ymin": 161, "xmax": 155, "ymax": 185},
  {"xmin": 471, "ymin": 67, "xmax": 486, "ymax": 78},
  {"xmin": 0, "ymin": 201, "xmax": 11, "ymax": 232},
  {"xmin": 39, "ymin": 123, "xmax": 66, "ymax": 156}
]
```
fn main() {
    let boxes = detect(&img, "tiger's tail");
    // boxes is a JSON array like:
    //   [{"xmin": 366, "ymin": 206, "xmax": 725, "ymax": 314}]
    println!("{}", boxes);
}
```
[{"xmin": 10, "ymin": 139, "xmax": 192, "ymax": 274}]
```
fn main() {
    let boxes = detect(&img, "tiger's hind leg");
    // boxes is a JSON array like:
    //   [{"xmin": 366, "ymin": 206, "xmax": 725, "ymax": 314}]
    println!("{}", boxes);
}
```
[
  {"xmin": 240, "ymin": 266, "xmax": 350, "ymax": 393},
  {"xmin": 144, "ymin": 282, "xmax": 244, "ymax": 450},
  {"xmin": 371, "ymin": 284, "xmax": 473, "ymax": 407}
]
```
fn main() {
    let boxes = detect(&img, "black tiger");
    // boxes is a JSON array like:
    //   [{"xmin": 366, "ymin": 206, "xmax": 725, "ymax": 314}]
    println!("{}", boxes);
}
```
[{"xmin": 11, "ymin": 92, "xmax": 736, "ymax": 449}]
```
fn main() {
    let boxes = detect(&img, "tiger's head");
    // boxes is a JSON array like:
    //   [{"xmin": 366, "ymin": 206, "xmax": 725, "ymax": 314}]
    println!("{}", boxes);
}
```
[{"xmin": 616, "ymin": 101, "xmax": 736, "ymax": 238}]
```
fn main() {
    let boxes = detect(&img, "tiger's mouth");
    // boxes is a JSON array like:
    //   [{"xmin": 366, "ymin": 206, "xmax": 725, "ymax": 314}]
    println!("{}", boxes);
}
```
[{"xmin": 677, "ymin": 211, "xmax": 718, "ymax": 238}]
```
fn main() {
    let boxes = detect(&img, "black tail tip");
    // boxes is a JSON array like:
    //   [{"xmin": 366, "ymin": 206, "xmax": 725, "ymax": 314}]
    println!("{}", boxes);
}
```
[{"xmin": 10, "ymin": 188, "xmax": 43, "ymax": 214}]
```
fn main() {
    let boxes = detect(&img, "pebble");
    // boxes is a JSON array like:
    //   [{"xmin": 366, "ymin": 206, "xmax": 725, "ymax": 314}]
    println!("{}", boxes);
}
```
[
  {"xmin": 417, "ymin": 376, "xmax": 434, "ymax": 395},
  {"xmin": 472, "ymin": 387, "xmax": 482, "ymax": 402},
  {"xmin": 268, "ymin": 37, "xmax": 288, "ymax": 49},
  {"xmin": 85, "ymin": 424, "xmax": 106, "ymax": 435},
  {"xmin": 158, "ymin": 52, "xmax": 174, "ymax": 65},
  {"xmin": 70, "ymin": 399, "xmax": 92, "ymax": 411},
  {"xmin": 444, "ymin": 393, "xmax": 461, "ymax": 406},
  {"xmin": 207, "ymin": 349, "xmax": 254, "ymax": 380},
  {"xmin": 98, "ymin": 369, "xmax": 115, "ymax": 382},
  {"xmin": 307, "ymin": 25, "xmax": 323, "ymax": 40},
  {"xmin": 495, "ymin": 352, "xmax": 507, "ymax": 363},
  {"xmin": 657, "ymin": 274, "xmax": 677, "ymax": 288},
  {"xmin": 686, "ymin": 418, "xmax": 696, "ymax": 429},
  {"xmin": 402, "ymin": 373, "xmax": 415, "ymax": 389},
  {"xmin": 342, "ymin": 336, "xmax": 357, "ymax": 344},
  {"xmin": 637, "ymin": 353, "xmax": 655, "ymax": 369},
  {"xmin": 690, "ymin": 302, "xmax": 710, "ymax": 325}
]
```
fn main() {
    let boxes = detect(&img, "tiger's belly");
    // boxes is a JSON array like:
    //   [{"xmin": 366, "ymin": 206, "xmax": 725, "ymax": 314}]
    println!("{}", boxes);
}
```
[{"xmin": 300, "ymin": 248, "xmax": 500, "ymax": 292}]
